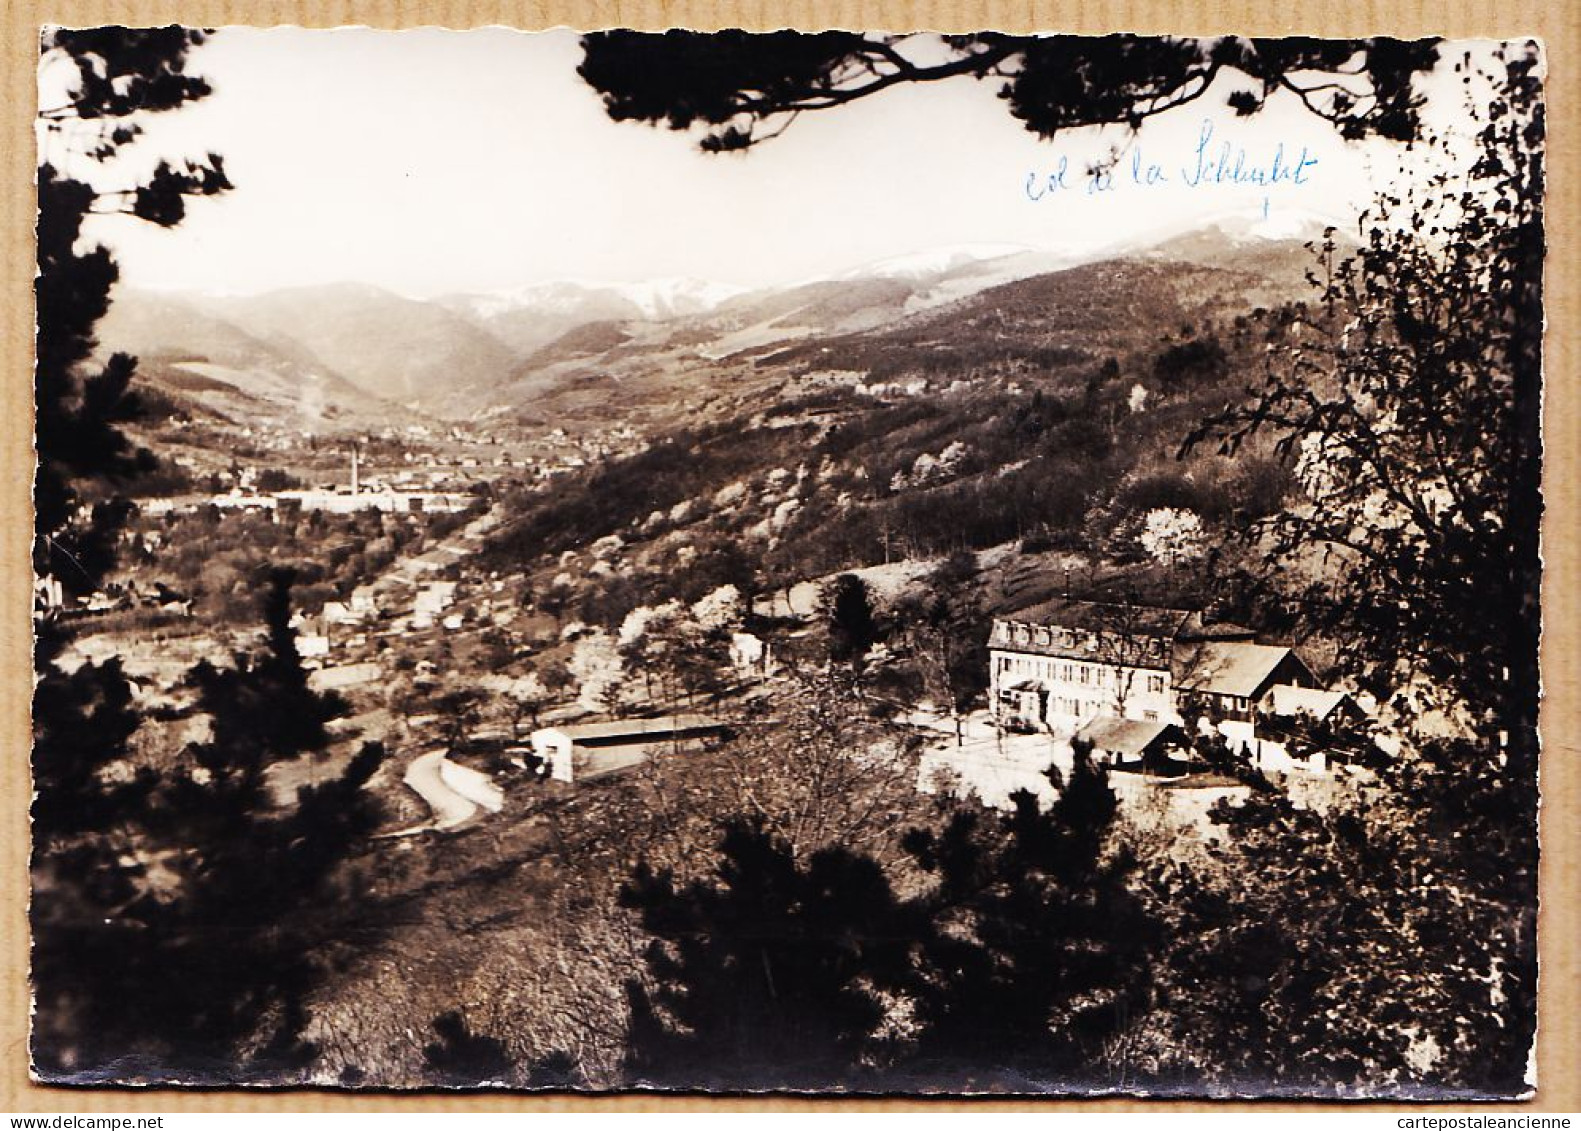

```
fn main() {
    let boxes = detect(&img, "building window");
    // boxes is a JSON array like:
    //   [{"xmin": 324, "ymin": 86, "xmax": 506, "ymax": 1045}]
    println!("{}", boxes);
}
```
[
  {"xmin": 1147, "ymin": 674, "xmax": 1166, "ymax": 694},
  {"xmin": 1143, "ymin": 710, "xmax": 1158, "ymax": 721}
]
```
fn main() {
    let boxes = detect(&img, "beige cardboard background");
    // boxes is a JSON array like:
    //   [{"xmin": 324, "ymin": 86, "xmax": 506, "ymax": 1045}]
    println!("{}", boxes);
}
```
[{"xmin": 3, "ymin": 1, "xmax": 1576, "ymax": 1112}]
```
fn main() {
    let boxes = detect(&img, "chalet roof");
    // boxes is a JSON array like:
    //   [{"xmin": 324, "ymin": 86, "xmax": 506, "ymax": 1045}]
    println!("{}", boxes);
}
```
[
  {"xmin": 535, "ymin": 714, "xmax": 724, "ymax": 744},
  {"xmin": 1173, "ymin": 642, "xmax": 1309, "ymax": 700},
  {"xmin": 1266, "ymin": 684, "xmax": 1354, "ymax": 721},
  {"xmin": 1075, "ymin": 717, "xmax": 1184, "ymax": 760}
]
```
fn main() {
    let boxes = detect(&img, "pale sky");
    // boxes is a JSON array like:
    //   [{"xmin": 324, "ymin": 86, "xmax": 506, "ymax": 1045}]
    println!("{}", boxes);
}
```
[{"xmin": 44, "ymin": 28, "xmax": 1496, "ymax": 299}]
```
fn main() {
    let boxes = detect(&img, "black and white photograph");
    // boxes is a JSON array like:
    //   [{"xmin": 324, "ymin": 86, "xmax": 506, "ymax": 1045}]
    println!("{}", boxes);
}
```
[{"xmin": 31, "ymin": 25, "xmax": 1545, "ymax": 1097}]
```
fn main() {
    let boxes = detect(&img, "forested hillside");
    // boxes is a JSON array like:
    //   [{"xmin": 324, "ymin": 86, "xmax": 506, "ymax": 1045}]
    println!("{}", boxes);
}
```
[{"xmin": 484, "ymin": 251, "xmax": 1309, "ymax": 635}]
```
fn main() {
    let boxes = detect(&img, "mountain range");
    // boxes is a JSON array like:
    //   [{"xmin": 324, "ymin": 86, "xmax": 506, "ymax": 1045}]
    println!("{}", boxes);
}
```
[{"xmin": 97, "ymin": 213, "xmax": 1349, "ymax": 434}]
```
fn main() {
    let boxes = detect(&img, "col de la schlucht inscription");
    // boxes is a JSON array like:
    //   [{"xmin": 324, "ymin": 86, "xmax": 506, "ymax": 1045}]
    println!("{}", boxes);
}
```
[{"xmin": 1026, "ymin": 120, "xmax": 1323, "ymax": 208}]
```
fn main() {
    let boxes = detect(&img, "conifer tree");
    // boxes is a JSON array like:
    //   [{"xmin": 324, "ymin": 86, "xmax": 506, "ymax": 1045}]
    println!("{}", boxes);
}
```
[
  {"xmin": 818, "ymin": 572, "xmax": 877, "ymax": 669},
  {"xmin": 35, "ymin": 27, "xmax": 229, "ymax": 597},
  {"xmin": 898, "ymin": 749, "xmax": 1155, "ymax": 1088},
  {"xmin": 33, "ymin": 571, "xmax": 387, "ymax": 1080},
  {"xmin": 620, "ymin": 819, "xmax": 921, "ymax": 1088},
  {"xmin": 619, "ymin": 753, "xmax": 1151, "ymax": 1090}
]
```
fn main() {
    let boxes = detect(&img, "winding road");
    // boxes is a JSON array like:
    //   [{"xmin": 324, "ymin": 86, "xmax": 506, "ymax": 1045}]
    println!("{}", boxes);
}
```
[{"xmin": 394, "ymin": 750, "xmax": 506, "ymax": 834}]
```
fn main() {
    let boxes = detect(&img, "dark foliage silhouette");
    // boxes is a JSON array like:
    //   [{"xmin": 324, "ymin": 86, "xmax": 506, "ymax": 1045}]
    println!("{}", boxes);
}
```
[
  {"xmin": 579, "ymin": 33, "xmax": 1440, "ymax": 152},
  {"xmin": 898, "ymin": 748, "xmax": 1155, "ymax": 1088},
  {"xmin": 1185, "ymin": 44, "xmax": 1542, "ymax": 755},
  {"xmin": 31, "ymin": 621, "xmax": 155, "ymax": 841},
  {"xmin": 1144, "ymin": 748, "xmax": 1538, "ymax": 1096},
  {"xmin": 35, "ymin": 27, "xmax": 229, "ymax": 597},
  {"xmin": 1168, "ymin": 43, "xmax": 1543, "ymax": 1095},
  {"xmin": 620, "ymin": 819, "xmax": 922, "ymax": 1088},
  {"xmin": 819, "ymin": 573, "xmax": 878, "ymax": 669},
  {"xmin": 32, "ymin": 570, "xmax": 388, "ymax": 1081},
  {"xmin": 620, "ymin": 754, "xmax": 1154, "ymax": 1091}
]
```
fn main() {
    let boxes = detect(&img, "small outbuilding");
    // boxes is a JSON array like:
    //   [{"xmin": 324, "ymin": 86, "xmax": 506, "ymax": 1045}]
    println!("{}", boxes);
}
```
[
  {"xmin": 530, "ymin": 714, "xmax": 728, "ymax": 783},
  {"xmin": 1075, "ymin": 717, "xmax": 1190, "ymax": 776}
]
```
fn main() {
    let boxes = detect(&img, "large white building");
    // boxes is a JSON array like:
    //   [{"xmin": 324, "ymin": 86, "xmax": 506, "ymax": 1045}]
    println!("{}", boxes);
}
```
[{"xmin": 989, "ymin": 598, "xmax": 1319, "ymax": 740}]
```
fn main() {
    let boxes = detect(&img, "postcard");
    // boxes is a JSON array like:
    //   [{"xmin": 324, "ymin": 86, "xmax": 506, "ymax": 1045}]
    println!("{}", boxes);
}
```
[{"xmin": 31, "ymin": 26, "xmax": 1544, "ymax": 1097}]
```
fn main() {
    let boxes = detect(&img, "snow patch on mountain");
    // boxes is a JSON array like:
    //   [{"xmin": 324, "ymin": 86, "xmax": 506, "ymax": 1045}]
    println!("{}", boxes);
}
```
[
  {"xmin": 455, "ymin": 277, "xmax": 749, "ymax": 322},
  {"xmin": 616, "ymin": 277, "xmax": 751, "ymax": 319},
  {"xmin": 834, "ymin": 243, "xmax": 1035, "ymax": 282},
  {"xmin": 1197, "ymin": 206, "xmax": 1355, "ymax": 244}
]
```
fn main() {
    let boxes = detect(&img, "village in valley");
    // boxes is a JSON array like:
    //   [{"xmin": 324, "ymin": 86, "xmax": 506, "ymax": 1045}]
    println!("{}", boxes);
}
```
[
  {"xmin": 36, "ymin": 268, "xmax": 1407, "ymax": 849},
  {"xmin": 46, "ymin": 391, "xmax": 1392, "ymax": 849}
]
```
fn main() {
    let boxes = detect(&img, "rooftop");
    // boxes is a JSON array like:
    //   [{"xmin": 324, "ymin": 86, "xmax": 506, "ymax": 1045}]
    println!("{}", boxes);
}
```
[
  {"xmin": 535, "ymin": 714, "xmax": 725, "ymax": 743},
  {"xmin": 997, "ymin": 597, "xmax": 1254, "ymax": 642},
  {"xmin": 992, "ymin": 598, "xmax": 1256, "ymax": 665},
  {"xmin": 999, "ymin": 597, "xmax": 1195, "ymax": 638},
  {"xmin": 1075, "ymin": 717, "xmax": 1184, "ymax": 759},
  {"xmin": 1265, "ymin": 684, "xmax": 1353, "ymax": 721},
  {"xmin": 1173, "ymin": 642, "xmax": 1310, "ymax": 699}
]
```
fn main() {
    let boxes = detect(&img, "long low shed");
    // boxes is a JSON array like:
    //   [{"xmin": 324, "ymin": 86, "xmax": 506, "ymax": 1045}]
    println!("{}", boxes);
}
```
[{"xmin": 530, "ymin": 714, "xmax": 728, "ymax": 783}]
